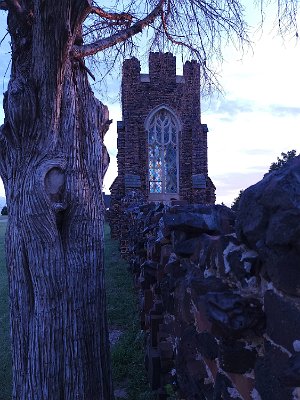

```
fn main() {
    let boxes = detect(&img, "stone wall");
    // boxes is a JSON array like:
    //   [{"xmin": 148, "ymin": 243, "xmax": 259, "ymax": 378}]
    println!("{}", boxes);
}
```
[{"xmin": 109, "ymin": 156, "xmax": 300, "ymax": 400}]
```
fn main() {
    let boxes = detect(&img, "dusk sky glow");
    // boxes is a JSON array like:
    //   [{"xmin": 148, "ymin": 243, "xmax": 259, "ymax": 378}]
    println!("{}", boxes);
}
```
[{"xmin": 0, "ymin": 4, "xmax": 299, "ymax": 206}]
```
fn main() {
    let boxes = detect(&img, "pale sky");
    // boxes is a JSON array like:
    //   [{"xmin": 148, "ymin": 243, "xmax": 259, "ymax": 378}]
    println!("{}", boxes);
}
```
[{"xmin": 0, "ymin": 6, "xmax": 299, "ymax": 206}]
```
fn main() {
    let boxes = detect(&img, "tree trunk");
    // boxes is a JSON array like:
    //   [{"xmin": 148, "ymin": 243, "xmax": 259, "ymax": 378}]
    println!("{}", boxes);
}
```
[{"xmin": 0, "ymin": 1, "xmax": 113, "ymax": 399}]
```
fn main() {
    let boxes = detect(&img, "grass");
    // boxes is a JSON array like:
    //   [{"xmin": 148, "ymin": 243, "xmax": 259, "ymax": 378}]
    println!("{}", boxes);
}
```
[
  {"xmin": 0, "ymin": 220, "xmax": 153, "ymax": 400},
  {"xmin": 0, "ymin": 216, "xmax": 11, "ymax": 400},
  {"xmin": 104, "ymin": 224, "xmax": 154, "ymax": 400}
]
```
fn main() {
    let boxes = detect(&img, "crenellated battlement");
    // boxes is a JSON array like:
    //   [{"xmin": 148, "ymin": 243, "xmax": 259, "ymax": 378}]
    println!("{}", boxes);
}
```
[
  {"xmin": 122, "ymin": 52, "xmax": 200, "ymax": 85},
  {"xmin": 149, "ymin": 52, "xmax": 176, "ymax": 83},
  {"xmin": 122, "ymin": 56, "xmax": 141, "ymax": 81},
  {"xmin": 183, "ymin": 59, "xmax": 200, "ymax": 85}
]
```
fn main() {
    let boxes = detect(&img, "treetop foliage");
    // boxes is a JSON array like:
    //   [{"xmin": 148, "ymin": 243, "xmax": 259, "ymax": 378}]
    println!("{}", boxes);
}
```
[
  {"xmin": 268, "ymin": 149, "xmax": 298, "ymax": 172},
  {"xmin": 231, "ymin": 189, "xmax": 244, "ymax": 212}
]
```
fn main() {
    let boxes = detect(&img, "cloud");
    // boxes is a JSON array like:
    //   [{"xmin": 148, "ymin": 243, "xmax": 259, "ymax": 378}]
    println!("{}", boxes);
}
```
[
  {"xmin": 205, "ymin": 96, "xmax": 300, "ymax": 127},
  {"xmin": 212, "ymin": 170, "xmax": 267, "ymax": 206},
  {"xmin": 242, "ymin": 148, "xmax": 274, "ymax": 156},
  {"xmin": 216, "ymin": 99, "xmax": 256, "ymax": 116},
  {"xmin": 203, "ymin": 96, "xmax": 257, "ymax": 116},
  {"xmin": 268, "ymin": 105, "xmax": 300, "ymax": 117}
]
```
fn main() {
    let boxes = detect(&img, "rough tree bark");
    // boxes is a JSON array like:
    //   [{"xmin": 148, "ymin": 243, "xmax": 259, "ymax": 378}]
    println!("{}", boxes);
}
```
[{"xmin": 0, "ymin": 1, "xmax": 113, "ymax": 398}]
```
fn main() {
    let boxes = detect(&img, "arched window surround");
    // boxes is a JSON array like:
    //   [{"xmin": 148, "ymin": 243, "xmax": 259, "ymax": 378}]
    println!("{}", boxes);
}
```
[{"xmin": 145, "ymin": 105, "xmax": 181, "ymax": 201}]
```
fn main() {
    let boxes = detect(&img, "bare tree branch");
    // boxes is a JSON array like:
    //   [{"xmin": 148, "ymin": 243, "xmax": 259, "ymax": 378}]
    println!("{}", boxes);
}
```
[
  {"xmin": 160, "ymin": 9, "xmax": 195, "ymax": 53},
  {"xmin": 0, "ymin": 1, "xmax": 8, "ymax": 10},
  {"xmin": 90, "ymin": 6, "xmax": 133, "ymax": 26},
  {"xmin": 5, "ymin": 0, "xmax": 23, "ymax": 13},
  {"xmin": 78, "ymin": 58, "xmax": 96, "ymax": 80},
  {"xmin": 72, "ymin": 0, "xmax": 165, "ymax": 59}
]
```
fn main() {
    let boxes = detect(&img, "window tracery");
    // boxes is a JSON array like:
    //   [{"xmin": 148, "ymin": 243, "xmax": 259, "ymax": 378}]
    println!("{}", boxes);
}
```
[{"xmin": 148, "ymin": 108, "xmax": 179, "ymax": 195}]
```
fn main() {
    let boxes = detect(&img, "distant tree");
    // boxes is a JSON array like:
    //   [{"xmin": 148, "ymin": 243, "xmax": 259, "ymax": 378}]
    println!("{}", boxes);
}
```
[
  {"xmin": 1, "ymin": 205, "xmax": 8, "ymax": 215},
  {"xmin": 231, "ymin": 190, "xmax": 244, "ymax": 211},
  {"xmin": 268, "ymin": 150, "xmax": 298, "ymax": 173}
]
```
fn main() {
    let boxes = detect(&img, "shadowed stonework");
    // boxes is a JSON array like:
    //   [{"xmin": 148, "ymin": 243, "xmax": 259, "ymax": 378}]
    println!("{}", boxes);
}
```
[{"xmin": 108, "ymin": 156, "xmax": 300, "ymax": 399}]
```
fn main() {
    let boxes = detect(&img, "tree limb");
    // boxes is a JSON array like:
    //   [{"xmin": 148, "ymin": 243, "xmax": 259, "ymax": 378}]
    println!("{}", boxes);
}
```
[
  {"xmin": 5, "ymin": 0, "xmax": 23, "ymax": 13},
  {"xmin": 72, "ymin": 0, "xmax": 165, "ymax": 59},
  {"xmin": 78, "ymin": 58, "xmax": 95, "ymax": 81},
  {"xmin": 91, "ymin": 6, "xmax": 133, "ymax": 26},
  {"xmin": 161, "ymin": 10, "xmax": 196, "ymax": 53},
  {"xmin": 0, "ymin": 1, "xmax": 8, "ymax": 11}
]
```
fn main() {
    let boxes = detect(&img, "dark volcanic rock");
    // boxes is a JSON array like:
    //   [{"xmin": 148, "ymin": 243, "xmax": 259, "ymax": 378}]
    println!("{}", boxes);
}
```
[
  {"xmin": 280, "ymin": 354, "xmax": 300, "ymax": 387},
  {"xmin": 236, "ymin": 156, "xmax": 300, "ymax": 296},
  {"xmin": 187, "ymin": 276, "xmax": 229, "ymax": 296},
  {"xmin": 236, "ymin": 155, "xmax": 300, "ymax": 249},
  {"xmin": 213, "ymin": 373, "xmax": 241, "ymax": 400},
  {"xmin": 197, "ymin": 332, "xmax": 219, "ymax": 360},
  {"xmin": 205, "ymin": 292, "xmax": 265, "ymax": 338},
  {"xmin": 174, "ymin": 237, "xmax": 203, "ymax": 257},
  {"xmin": 219, "ymin": 338, "xmax": 257, "ymax": 373},
  {"xmin": 176, "ymin": 326, "xmax": 209, "ymax": 400},
  {"xmin": 163, "ymin": 211, "xmax": 219, "ymax": 234},
  {"xmin": 263, "ymin": 248, "xmax": 300, "ymax": 296},
  {"xmin": 264, "ymin": 290, "xmax": 300, "ymax": 353},
  {"xmin": 164, "ymin": 205, "xmax": 235, "ymax": 236},
  {"xmin": 255, "ymin": 343, "xmax": 292, "ymax": 400}
]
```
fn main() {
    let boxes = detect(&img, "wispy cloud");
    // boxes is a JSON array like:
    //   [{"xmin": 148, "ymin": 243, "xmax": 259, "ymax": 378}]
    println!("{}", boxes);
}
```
[
  {"xmin": 216, "ymin": 99, "xmax": 256, "ymax": 115},
  {"xmin": 203, "ymin": 97, "xmax": 256, "ymax": 116},
  {"xmin": 212, "ymin": 169, "xmax": 267, "ymax": 205},
  {"xmin": 213, "ymin": 170, "xmax": 266, "ymax": 189},
  {"xmin": 205, "ymin": 96, "xmax": 300, "ymax": 123},
  {"xmin": 242, "ymin": 148, "xmax": 274, "ymax": 156},
  {"xmin": 268, "ymin": 105, "xmax": 300, "ymax": 117}
]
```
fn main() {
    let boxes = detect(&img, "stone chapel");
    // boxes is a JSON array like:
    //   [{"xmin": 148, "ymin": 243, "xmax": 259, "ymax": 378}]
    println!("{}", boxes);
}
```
[{"xmin": 110, "ymin": 52, "xmax": 215, "ymax": 221}]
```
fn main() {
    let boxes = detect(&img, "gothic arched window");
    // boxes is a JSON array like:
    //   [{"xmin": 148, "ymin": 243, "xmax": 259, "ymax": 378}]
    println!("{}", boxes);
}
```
[{"xmin": 147, "ymin": 107, "xmax": 180, "ymax": 197}]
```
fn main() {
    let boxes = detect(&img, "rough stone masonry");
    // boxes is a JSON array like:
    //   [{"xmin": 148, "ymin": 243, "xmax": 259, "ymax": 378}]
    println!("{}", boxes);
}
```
[
  {"xmin": 109, "ymin": 53, "xmax": 215, "ymax": 238},
  {"xmin": 109, "ymin": 155, "xmax": 300, "ymax": 400}
]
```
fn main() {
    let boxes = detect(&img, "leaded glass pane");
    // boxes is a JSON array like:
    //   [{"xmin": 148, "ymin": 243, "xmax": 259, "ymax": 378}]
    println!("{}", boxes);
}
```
[
  {"xmin": 165, "ymin": 143, "xmax": 177, "ymax": 193},
  {"xmin": 148, "ymin": 108, "xmax": 179, "ymax": 195},
  {"xmin": 164, "ymin": 120, "xmax": 170, "ymax": 144},
  {"xmin": 149, "ymin": 126, "xmax": 155, "ymax": 144},
  {"xmin": 150, "ymin": 181, "xmax": 162, "ymax": 193}
]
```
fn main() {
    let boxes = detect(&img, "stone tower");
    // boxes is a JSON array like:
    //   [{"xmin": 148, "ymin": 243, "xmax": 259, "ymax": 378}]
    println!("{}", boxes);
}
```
[{"xmin": 110, "ymin": 53, "xmax": 215, "ymax": 232}]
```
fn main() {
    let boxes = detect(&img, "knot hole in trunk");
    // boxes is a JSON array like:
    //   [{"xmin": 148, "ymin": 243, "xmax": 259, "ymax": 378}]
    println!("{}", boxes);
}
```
[{"xmin": 44, "ymin": 166, "xmax": 66, "ymax": 229}]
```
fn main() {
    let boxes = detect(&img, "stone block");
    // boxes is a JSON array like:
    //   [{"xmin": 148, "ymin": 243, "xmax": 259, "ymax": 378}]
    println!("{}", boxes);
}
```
[
  {"xmin": 227, "ymin": 373, "xmax": 255, "ymax": 400},
  {"xmin": 160, "ymin": 244, "xmax": 173, "ymax": 267},
  {"xmin": 193, "ymin": 299, "xmax": 213, "ymax": 334},
  {"xmin": 163, "ymin": 211, "xmax": 219, "ymax": 234},
  {"xmin": 145, "ymin": 346, "xmax": 161, "ymax": 390},
  {"xmin": 219, "ymin": 339, "xmax": 257, "ymax": 374},
  {"xmin": 205, "ymin": 292, "xmax": 265, "ymax": 338},
  {"xmin": 196, "ymin": 332, "xmax": 218, "ymax": 360},
  {"xmin": 264, "ymin": 290, "xmax": 300, "ymax": 353},
  {"xmin": 254, "ymin": 342, "xmax": 292, "ymax": 400},
  {"xmin": 174, "ymin": 236, "xmax": 203, "ymax": 257},
  {"xmin": 150, "ymin": 312, "xmax": 163, "ymax": 348},
  {"xmin": 213, "ymin": 373, "xmax": 242, "ymax": 400},
  {"xmin": 264, "ymin": 249, "xmax": 300, "ymax": 296},
  {"xmin": 280, "ymin": 353, "xmax": 300, "ymax": 387}
]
